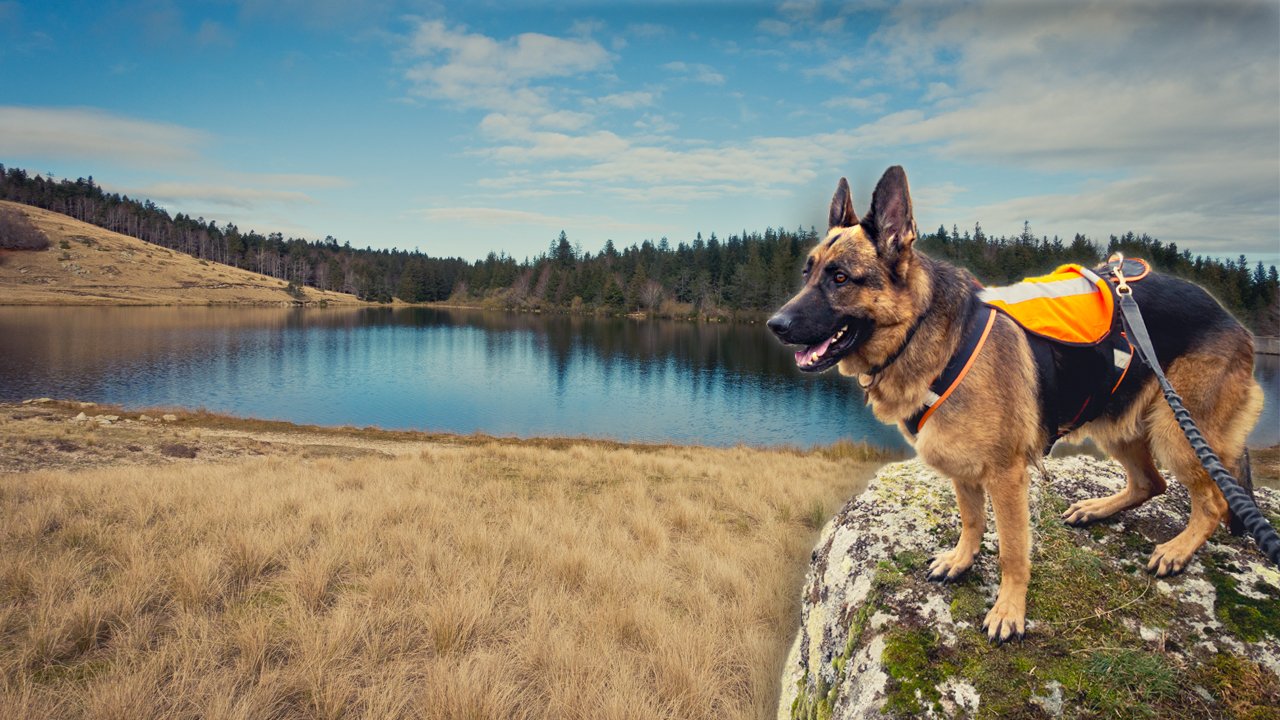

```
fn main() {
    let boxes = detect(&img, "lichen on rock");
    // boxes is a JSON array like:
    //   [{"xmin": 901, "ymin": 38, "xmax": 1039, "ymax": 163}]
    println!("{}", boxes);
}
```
[{"xmin": 778, "ymin": 457, "xmax": 1280, "ymax": 720}]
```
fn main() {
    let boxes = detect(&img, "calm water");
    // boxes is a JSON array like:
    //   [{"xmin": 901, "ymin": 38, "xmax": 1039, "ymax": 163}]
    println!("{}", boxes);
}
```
[{"xmin": 0, "ymin": 307, "xmax": 1275, "ymax": 449}]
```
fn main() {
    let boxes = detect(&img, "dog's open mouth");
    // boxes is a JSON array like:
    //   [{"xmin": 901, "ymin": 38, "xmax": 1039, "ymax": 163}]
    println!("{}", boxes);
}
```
[{"xmin": 794, "ymin": 319, "xmax": 865, "ymax": 372}]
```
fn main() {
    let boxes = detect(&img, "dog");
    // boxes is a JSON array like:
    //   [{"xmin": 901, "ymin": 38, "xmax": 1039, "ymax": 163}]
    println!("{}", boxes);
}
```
[{"xmin": 767, "ymin": 166, "xmax": 1264, "ymax": 642}]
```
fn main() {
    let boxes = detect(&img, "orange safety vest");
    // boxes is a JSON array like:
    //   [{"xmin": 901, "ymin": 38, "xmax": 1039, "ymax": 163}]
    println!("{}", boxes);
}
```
[{"xmin": 978, "ymin": 264, "xmax": 1114, "ymax": 345}]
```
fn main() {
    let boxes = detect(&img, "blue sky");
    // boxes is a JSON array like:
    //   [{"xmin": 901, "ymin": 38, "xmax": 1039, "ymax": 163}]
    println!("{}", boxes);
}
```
[{"xmin": 1, "ymin": 1, "xmax": 1277, "ymax": 265}]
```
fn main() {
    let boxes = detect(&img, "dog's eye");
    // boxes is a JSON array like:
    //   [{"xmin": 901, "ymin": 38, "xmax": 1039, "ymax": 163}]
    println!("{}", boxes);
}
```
[{"xmin": 833, "ymin": 272, "xmax": 848, "ymax": 285}]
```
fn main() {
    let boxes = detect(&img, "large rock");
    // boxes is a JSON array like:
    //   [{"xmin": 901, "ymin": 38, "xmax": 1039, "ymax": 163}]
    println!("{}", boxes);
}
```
[{"xmin": 779, "ymin": 457, "xmax": 1280, "ymax": 720}]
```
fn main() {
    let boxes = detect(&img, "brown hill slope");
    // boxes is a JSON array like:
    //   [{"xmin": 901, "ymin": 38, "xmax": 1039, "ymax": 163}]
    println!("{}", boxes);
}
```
[{"xmin": 0, "ymin": 201, "xmax": 365, "ymax": 306}]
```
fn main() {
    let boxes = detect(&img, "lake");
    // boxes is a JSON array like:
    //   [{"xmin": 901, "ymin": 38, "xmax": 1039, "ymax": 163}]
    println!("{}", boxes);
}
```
[{"xmin": 0, "ymin": 307, "xmax": 1276, "ymax": 450}]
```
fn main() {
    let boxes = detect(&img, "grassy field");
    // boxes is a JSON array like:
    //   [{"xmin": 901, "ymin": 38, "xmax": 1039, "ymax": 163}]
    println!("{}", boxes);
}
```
[
  {"xmin": 0, "ymin": 202, "xmax": 364, "ymax": 306},
  {"xmin": 0, "ymin": 402, "xmax": 882, "ymax": 719}
]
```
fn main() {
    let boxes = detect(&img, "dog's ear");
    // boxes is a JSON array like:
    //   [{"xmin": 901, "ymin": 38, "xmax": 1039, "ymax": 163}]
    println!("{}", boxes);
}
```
[
  {"xmin": 863, "ymin": 166, "xmax": 917, "ymax": 281},
  {"xmin": 828, "ymin": 177, "xmax": 858, "ymax": 229}
]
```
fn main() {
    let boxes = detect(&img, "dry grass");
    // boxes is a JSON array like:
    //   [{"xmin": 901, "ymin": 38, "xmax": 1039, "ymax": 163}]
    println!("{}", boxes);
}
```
[
  {"xmin": 0, "ymin": 201, "xmax": 364, "ymax": 306},
  {"xmin": 0, "ymin": 431, "xmax": 875, "ymax": 719},
  {"xmin": 1252, "ymin": 444, "xmax": 1280, "ymax": 491}
]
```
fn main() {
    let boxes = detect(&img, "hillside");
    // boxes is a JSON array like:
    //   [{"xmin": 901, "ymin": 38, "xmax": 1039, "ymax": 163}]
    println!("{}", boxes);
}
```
[{"xmin": 0, "ymin": 201, "xmax": 365, "ymax": 306}]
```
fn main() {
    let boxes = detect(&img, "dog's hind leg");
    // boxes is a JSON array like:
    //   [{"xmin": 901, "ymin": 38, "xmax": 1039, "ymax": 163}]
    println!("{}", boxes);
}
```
[
  {"xmin": 1144, "ymin": 342, "xmax": 1262, "ymax": 576},
  {"xmin": 929, "ymin": 478, "xmax": 985, "ymax": 582},
  {"xmin": 1062, "ymin": 437, "xmax": 1166, "ymax": 526},
  {"xmin": 1146, "ymin": 431, "xmax": 1229, "ymax": 576},
  {"xmin": 1227, "ymin": 449, "xmax": 1256, "ymax": 536}
]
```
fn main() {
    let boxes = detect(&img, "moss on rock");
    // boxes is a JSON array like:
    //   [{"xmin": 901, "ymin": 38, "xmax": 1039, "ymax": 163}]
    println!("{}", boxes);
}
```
[
  {"xmin": 882, "ymin": 627, "xmax": 951, "ymax": 716},
  {"xmin": 1202, "ymin": 552, "xmax": 1280, "ymax": 643}
]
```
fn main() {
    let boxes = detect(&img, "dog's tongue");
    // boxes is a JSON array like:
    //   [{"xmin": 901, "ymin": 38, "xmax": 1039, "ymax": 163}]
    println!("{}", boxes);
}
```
[{"xmin": 795, "ymin": 335, "xmax": 834, "ymax": 366}]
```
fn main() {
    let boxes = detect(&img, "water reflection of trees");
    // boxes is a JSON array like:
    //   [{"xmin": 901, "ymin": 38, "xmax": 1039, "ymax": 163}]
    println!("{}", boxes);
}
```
[
  {"xmin": 0, "ymin": 305, "xmax": 858, "ymax": 408},
  {"xmin": 389, "ymin": 307, "xmax": 861, "ymax": 410},
  {"xmin": 396, "ymin": 308, "xmax": 829, "ymax": 380}
]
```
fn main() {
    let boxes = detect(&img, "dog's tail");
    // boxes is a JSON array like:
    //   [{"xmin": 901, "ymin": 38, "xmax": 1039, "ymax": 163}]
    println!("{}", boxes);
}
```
[{"xmin": 1226, "ymin": 448, "xmax": 1257, "ymax": 537}]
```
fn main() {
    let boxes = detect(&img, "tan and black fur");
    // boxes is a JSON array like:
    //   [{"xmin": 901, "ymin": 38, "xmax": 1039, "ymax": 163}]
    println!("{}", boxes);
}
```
[{"xmin": 768, "ymin": 166, "xmax": 1265, "ymax": 642}]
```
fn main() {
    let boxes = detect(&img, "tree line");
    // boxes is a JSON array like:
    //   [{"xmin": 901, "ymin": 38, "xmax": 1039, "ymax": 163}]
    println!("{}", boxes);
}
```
[{"xmin": 1, "ymin": 164, "xmax": 1275, "ymax": 333}]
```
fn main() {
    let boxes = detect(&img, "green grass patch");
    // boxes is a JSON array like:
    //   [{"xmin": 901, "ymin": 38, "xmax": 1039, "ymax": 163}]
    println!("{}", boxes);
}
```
[{"xmin": 1079, "ymin": 649, "xmax": 1178, "ymax": 718}]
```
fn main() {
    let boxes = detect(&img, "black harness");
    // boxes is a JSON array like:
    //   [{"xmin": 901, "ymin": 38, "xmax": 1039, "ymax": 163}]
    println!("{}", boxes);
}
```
[{"xmin": 904, "ymin": 297, "xmax": 996, "ymax": 436}]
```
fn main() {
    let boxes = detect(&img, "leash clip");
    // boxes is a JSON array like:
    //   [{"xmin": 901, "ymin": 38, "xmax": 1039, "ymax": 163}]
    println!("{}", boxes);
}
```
[{"xmin": 1108, "ymin": 252, "xmax": 1132, "ymax": 296}]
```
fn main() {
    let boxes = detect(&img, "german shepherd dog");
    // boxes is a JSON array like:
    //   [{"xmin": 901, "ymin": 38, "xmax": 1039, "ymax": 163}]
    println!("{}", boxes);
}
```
[{"xmin": 768, "ymin": 166, "xmax": 1264, "ymax": 642}]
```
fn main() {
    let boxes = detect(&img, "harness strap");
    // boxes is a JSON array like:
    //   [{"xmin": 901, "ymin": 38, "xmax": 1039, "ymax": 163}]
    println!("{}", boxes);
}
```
[{"xmin": 905, "ymin": 303, "xmax": 997, "ymax": 436}]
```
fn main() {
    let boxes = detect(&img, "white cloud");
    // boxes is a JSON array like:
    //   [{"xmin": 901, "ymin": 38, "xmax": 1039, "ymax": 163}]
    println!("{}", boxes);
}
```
[
  {"xmin": 847, "ymin": 0, "xmax": 1280, "ymax": 254},
  {"xmin": 569, "ymin": 19, "xmax": 605, "ymax": 37},
  {"xmin": 537, "ymin": 110, "xmax": 593, "ymax": 131},
  {"xmin": 759, "ymin": 0, "xmax": 847, "ymax": 40},
  {"xmin": 419, "ymin": 206, "xmax": 570, "ymax": 227},
  {"xmin": 250, "ymin": 173, "xmax": 349, "ymax": 189},
  {"xmin": 633, "ymin": 113, "xmax": 677, "ymax": 136},
  {"xmin": 822, "ymin": 94, "xmax": 887, "ymax": 113},
  {"xmin": 416, "ymin": 206, "xmax": 664, "ymax": 237},
  {"xmin": 476, "ymin": 112, "xmax": 629, "ymax": 162},
  {"xmin": 802, "ymin": 56, "xmax": 858, "ymax": 82},
  {"xmin": 758, "ymin": 19, "xmax": 792, "ymax": 36},
  {"xmin": 480, "ymin": 130, "xmax": 862, "ymax": 202},
  {"xmin": 662, "ymin": 61, "xmax": 725, "ymax": 86},
  {"xmin": 594, "ymin": 91, "xmax": 656, "ymax": 110},
  {"xmin": 403, "ymin": 19, "xmax": 613, "ymax": 123},
  {"xmin": 779, "ymin": 0, "xmax": 819, "ymax": 21},
  {"xmin": 0, "ymin": 106, "xmax": 208, "ymax": 168},
  {"xmin": 625, "ymin": 23, "xmax": 668, "ymax": 39},
  {"xmin": 134, "ymin": 182, "xmax": 316, "ymax": 209}
]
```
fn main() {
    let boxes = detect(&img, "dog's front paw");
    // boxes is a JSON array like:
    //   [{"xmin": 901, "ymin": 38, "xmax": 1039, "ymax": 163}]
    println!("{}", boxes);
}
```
[
  {"xmin": 927, "ymin": 546, "xmax": 978, "ymax": 582},
  {"xmin": 1146, "ymin": 539, "xmax": 1196, "ymax": 577},
  {"xmin": 982, "ymin": 597, "xmax": 1026, "ymax": 644}
]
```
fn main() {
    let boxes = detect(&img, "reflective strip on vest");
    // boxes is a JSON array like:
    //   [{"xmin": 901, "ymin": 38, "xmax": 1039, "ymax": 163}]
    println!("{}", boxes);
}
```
[{"xmin": 977, "ymin": 264, "xmax": 1114, "ymax": 345}]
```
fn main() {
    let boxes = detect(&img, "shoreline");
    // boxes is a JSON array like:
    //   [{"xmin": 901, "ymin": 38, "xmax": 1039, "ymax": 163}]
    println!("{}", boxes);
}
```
[
  {"xmin": 2, "ymin": 301, "xmax": 1275, "ymax": 345},
  {"xmin": 7, "ymin": 398, "xmax": 1275, "ymax": 488},
  {"xmin": 2, "ymin": 398, "xmax": 902, "ymax": 474}
]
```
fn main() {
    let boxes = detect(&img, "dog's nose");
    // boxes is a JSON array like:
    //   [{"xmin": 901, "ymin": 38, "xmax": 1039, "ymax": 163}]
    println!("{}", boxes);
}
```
[{"xmin": 767, "ymin": 313, "xmax": 792, "ymax": 339}]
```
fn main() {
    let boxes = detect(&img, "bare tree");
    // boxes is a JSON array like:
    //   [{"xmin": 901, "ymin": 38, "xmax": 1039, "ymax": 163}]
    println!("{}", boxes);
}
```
[{"xmin": 639, "ymin": 279, "xmax": 665, "ymax": 311}]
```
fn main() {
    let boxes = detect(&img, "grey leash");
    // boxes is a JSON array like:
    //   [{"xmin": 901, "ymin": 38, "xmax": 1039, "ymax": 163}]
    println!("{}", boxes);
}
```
[{"xmin": 1110, "ymin": 259, "xmax": 1280, "ymax": 568}]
